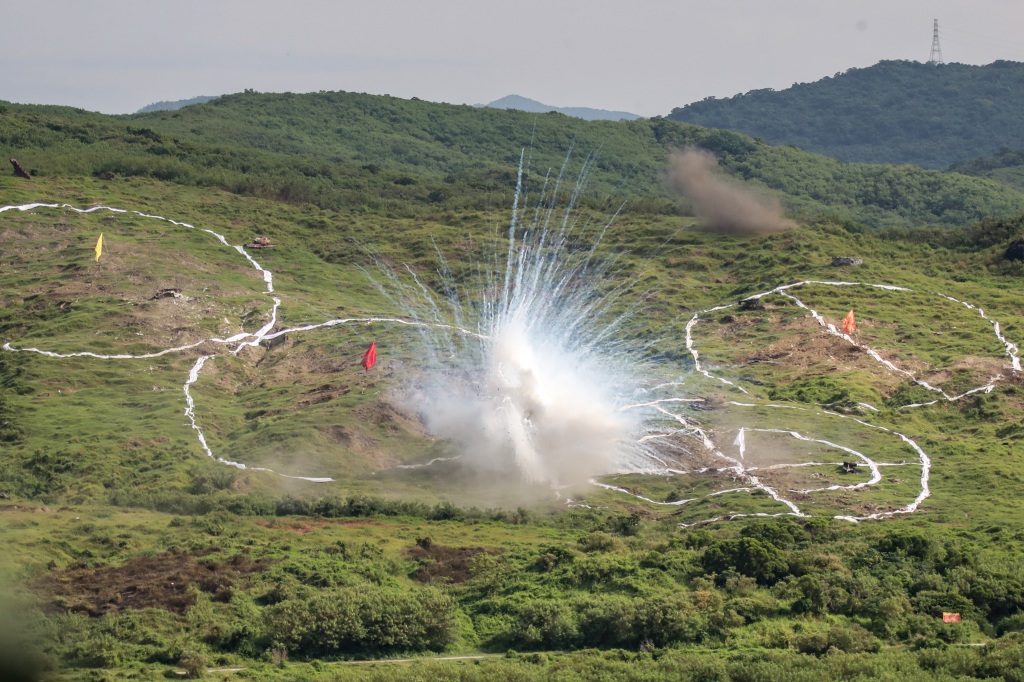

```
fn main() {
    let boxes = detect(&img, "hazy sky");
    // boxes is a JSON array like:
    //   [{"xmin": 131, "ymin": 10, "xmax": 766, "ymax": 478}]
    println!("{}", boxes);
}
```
[{"xmin": 3, "ymin": 0, "xmax": 1022, "ymax": 116}]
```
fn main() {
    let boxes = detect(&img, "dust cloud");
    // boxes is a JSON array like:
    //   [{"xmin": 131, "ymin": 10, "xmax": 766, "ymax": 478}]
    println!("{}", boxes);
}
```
[{"xmin": 669, "ymin": 148, "xmax": 795, "ymax": 235}]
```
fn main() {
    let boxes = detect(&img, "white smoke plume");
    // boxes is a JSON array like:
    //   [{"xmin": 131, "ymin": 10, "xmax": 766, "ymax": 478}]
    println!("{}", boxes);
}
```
[{"xmin": 374, "ymin": 150, "xmax": 655, "ymax": 489}]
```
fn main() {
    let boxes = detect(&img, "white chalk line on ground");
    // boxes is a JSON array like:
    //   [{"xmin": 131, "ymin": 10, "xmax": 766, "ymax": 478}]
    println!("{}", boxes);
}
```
[
  {"xmin": 2, "ymin": 206, "xmax": 1013, "ymax": 522},
  {"xmin": 607, "ymin": 276, "xmax": 1020, "ymax": 524},
  {"xmin": 1, "ymin": 202, "xmax": 482, "ymax": 483}
]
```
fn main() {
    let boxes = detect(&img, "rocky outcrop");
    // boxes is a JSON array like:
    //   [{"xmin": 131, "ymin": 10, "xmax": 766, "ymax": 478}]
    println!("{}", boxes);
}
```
[{"xmin": 831, "ymin": 257, "xmax": 863, "ymax": 266}]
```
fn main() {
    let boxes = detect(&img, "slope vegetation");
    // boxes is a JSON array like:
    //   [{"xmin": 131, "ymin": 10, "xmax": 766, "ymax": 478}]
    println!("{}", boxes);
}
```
[
  {"xmin": 2, "ymin": 91, "xmax": 1024, "ymax": 679},
  {"xmin": 668, "ymin": 60, "xmax": 1024, "ymax": 169},
  {"xmin": 3, "ymin": 91, "xmax": 1024, "ymax": 227}
]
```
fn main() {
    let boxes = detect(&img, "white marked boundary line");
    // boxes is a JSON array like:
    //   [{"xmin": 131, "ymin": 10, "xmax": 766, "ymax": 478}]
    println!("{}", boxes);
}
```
[
  {"xmin": 685, "ymin": 280, "xmax": 1021, "ymax": 407},
  {"xmin": 597, "ymin": 398, "xmax": 931, "ymax": 526},
  {"xmin": 0, "ymin": 207, "xmax": 1002, "ymax": 515}
]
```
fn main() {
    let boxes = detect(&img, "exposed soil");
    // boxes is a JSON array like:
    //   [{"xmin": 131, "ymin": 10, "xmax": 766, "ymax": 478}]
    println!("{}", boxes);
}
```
[
  {"xmin": 41, "ymin": 551, "xmax": 270, "ymax": 616},
  {"xmin": 919, "ymin": 355, "xmax": 1009, "ymax": 388},
  {"xmin": 406, "ymin": 543, "xmax": 500, "ymax": 584},
  {"xmin": 3, "ymin": 216, "xmax": 268, "ymax": 347},
  {"xmin": 318, "ymin": 424, "xmax": 399, "ymax": 468},
  {"xmin": 741, "ymin": 317, "xmax": 929, "ymax": 375},
  {"xmin": 354, "ymin": 399, "xmax": 431, "ymax": 438}
]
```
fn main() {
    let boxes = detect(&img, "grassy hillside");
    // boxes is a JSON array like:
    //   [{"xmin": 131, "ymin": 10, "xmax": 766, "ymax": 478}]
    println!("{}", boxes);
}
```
[
  {"xmin": 668, "ymin": 60, "xmax": 1024, "ymax": 170},
  {"xmin": 2, "ymin": 94, "xmax": 1024, "ymax": 679},
  {"xmin": 4, "ymin": 91, "xmax": 1024, "ymax": 227}
]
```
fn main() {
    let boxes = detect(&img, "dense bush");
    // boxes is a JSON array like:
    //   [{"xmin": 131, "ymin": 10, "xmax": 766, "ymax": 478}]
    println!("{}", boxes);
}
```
[{"xmin": 264, "ymin": 586, "xmax": 458, "ymax": 656}]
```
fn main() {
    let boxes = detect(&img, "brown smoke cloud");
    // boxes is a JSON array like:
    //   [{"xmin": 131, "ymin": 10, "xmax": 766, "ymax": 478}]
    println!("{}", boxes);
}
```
[{"xmin": 668, "ymin": 148, "xmax": 795, "ymax": 235}]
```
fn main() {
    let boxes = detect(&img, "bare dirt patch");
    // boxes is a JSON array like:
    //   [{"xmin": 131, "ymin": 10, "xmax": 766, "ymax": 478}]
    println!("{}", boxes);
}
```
[
  {"xmin": 296, "ymin": 382, "xmax": 352, "ymax": 410},
  {"xmin": 3, "ymin": 217, "xmax": 268, "ymax": 347},
  {"xmin": 355, "ymin": 399, "xmax": 432, "ymax": 439},
  {"xmin": 741, "ymin": 318, "xmax": 928, "ymax": 375},
  {"xmin": 41, "ymin": 551, "xmax": 270, "ymax": 616},
  {"xmin": 920, "ymin": 355, "xmax": 1010, "ymax": 388},
  {"xmin": 406, "ymin": 543, "xmax": 500, "ymax": 584}
]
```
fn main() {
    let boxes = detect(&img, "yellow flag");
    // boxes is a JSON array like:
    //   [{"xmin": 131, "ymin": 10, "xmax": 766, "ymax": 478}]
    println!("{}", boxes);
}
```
[{"xmin": 95, "ymin": 233, "xmax": 103, "ymax": 261}]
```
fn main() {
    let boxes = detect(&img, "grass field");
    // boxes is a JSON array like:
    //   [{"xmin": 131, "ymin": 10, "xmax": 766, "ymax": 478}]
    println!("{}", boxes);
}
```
[{"xmin": 3, "ymin": 159, "xmax": 1024, "ymax": 680}]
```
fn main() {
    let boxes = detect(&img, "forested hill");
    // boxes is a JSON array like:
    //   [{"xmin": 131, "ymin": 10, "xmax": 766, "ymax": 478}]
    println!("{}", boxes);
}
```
[
  {"xmin": 4, "ymin": 89, "xmax": 1024, "ymax": 226},
  {"xmin": 950, "ymin": 147, "xmax": 1024, "ymax": 192},
  {"xmin": 667, "ymin": 60, "xmax": 1024, "ymax": 170}
]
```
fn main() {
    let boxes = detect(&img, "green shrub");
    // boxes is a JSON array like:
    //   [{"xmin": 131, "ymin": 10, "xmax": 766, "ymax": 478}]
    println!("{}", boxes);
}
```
[{"xmin": 265, "ymin": 586, "xmax": 458, "ymax": 656}]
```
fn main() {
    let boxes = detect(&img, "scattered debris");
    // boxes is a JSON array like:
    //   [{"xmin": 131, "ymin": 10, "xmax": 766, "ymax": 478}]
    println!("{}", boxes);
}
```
[
  {"xmin": 249, "ymin": 236, "xmax": 274, "ymax": 248},
  {"xmin": 831, "ymin": 257, "xmax": 864, "ymax": 266},
  {"xmin": 9, "ymin": 158, "xmax": 31, "ymax": 180}
]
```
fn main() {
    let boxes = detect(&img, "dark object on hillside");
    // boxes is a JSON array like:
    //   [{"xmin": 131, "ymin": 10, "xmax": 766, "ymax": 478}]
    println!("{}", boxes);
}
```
[
  {"xmin": 9, "ymin": 158, "xmax": 30, "ymax": 180},
  {"xmin": 1005, "ymin": 239, "xmax": 1024, "ymax": 262},
  {"xmin": 249, "ymin": 236, "xmax": 274, "ymax": 248},
  {"xmin": 738, "ymin": 297, "xmax": 764, "ymax": 311},
  {"xmin": 263, "ymin": 333, "xmax": 286, "ymax": 350},
  {"xmin": 841, "ymin": 461, "xmax": 859, "ymax": 473},
  {"xmin": 96, "ymin": 171, "xmax": 115, "ymax": 181},
  {"xmin": 150, "ymin": 288, "xmax": 183, "ymax": 300},
  {"xmin": 832, "ymin": 256, "xmax": 863, "ymax": 266}
]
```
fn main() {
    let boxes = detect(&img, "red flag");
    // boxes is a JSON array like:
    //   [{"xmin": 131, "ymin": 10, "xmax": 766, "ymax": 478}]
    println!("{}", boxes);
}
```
[
  {"xmin": 942, "ymin": 612, "xmax": 961, "ymax": 623},
  {"xmin": 360, "ymin": 341, "xmax": 377, "ymax": 372},
  {"xmin": 841, "ymin": 309, "xmax": 856, "ymax": 335}
]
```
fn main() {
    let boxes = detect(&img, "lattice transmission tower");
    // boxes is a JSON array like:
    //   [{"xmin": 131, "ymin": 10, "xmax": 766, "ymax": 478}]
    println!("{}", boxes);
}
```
[{"xmin": 928, "ymin": 19, "xmax": 944, "ymax": 65}]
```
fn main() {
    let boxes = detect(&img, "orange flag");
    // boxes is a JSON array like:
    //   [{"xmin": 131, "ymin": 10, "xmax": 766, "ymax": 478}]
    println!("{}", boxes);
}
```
[
  {"xmin": 841, "ymin": 309, "xmax": 856, "ymax": 335},
  {"xmin": 360, "ymin": 341, "xmax": 377, "ymax": 372}
]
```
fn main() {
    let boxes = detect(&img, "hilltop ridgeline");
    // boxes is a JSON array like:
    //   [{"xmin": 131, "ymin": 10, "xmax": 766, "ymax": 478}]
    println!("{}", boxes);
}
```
[
  {"xmin": 134, "ymin": 95, "xmax": 219, "ymax": 114},
  {"xmin": 668, "ymin": 60, "xmax": 1024, "ymax": 170},
  {"xmin": 477, "ymin": 94, "xmax": 641, "ymax": 121},
  {"xmin": 2, "ymin": 88, "xmax": 1024, "ymax": 226}
]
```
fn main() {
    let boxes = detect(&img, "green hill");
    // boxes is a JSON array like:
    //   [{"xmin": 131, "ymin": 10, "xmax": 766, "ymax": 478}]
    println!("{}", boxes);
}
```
[
  {"xmin": 668, "ymin": 60, "xmax": 1024, "ymax": 170},
  {"xmin": 950, "ymin": 147, "xmax": 1024, "ymax": 192},
  {"xmin": 3, "ymin": 90, "xmax": 1024, "ymax": 679},
  {"xmin": 4, "ymin": 90, "xmax": 1024, "ymax": 228}
]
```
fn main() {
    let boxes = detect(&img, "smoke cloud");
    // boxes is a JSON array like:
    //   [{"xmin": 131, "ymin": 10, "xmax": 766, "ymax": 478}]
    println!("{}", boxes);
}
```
[
  {"xmin": 669, "ymin": 148, "xmax": 795, "ymax": 235},
  {"xmin": 407, "ymin": 310, "xmax": 638, "ymax": 491}
]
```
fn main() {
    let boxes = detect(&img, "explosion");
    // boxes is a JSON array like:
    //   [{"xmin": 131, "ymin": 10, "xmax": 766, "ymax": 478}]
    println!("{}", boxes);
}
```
[{"xmin": 379, "ymin": 150, "xmax": 655, "ymax": 488}]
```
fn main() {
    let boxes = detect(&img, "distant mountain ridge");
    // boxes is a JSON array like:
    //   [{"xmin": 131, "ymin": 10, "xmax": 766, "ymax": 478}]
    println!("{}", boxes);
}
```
[
  {"xmin": 667, "ymin": 60, "xmax": 1024, "ymax": 170},
  {"xmin": 478, "ymin": 94, "xmax": 641, "ymax": 121},
  {"xmin": 135, "ymin": 95, "xmax": 218, "ymax": 114}
]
